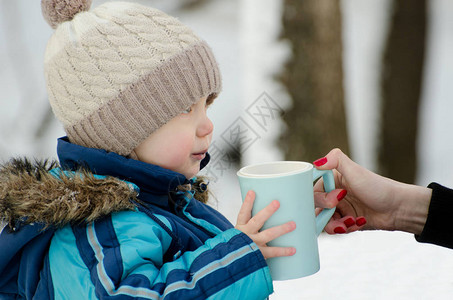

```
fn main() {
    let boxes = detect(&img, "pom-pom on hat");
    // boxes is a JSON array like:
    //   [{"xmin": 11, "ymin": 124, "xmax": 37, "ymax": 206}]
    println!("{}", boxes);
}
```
[
  {"xmin": 42, "ymin": 0, "xmax": 93, "ymax": 29},
  {"xmin": 41, "ymin": 0, "xmax": 221, "ymax": 156}
]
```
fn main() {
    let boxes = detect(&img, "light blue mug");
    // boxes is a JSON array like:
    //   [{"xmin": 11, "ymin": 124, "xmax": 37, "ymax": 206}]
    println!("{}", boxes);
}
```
[{"xmin": 237, "ymin": 161, "xmax": 336, "ymax": 281}]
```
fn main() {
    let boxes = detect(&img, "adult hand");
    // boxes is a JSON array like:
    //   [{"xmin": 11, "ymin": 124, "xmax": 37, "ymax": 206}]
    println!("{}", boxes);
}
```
[
  {"xmin": 235, "ymin": 191, "xmax": 296, "ymax": 259},
  {"xmin": 313, "ymin": 148, "xmax": 430, "ymax": 235}
]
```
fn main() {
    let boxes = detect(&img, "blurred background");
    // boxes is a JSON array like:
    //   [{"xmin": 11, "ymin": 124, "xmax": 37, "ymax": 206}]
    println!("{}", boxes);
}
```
[{"xmin": 1, "ymin": 0, "xmax": 453, "ymax": 299}]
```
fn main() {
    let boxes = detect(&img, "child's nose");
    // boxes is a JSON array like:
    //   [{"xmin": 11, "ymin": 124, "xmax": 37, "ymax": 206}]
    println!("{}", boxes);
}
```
[{"xmin": 197, "ymin": 115, "xmax": 214, "ymax": 137}]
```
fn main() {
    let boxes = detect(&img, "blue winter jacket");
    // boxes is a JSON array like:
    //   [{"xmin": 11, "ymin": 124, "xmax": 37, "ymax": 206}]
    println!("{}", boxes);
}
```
[{"xmin": 0, "ymin": 137, "xmax": 273, "ymax": 299}]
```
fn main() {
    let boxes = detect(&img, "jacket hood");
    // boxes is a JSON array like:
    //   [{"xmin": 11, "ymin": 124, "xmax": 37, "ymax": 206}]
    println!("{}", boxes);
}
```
[
  {"xmin": 0, "ymin": 137, "xmax": 211, "ymax": 229},
  {"xmin": 0, "ymin": 158, "xmax": 136, "ymax": 229}
]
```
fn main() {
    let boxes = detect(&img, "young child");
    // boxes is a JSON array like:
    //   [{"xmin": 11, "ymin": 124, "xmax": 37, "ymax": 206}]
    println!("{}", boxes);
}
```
[{"xmin": 0, "ymin": 1, "xmax": 296, "ymax": 299}]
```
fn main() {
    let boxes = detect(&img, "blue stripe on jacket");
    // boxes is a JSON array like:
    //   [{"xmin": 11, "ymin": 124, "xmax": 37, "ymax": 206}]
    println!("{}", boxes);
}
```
[
  {"xmin": 50, "ymin": 210, "xmax": 272, "ymax": 299},
  {"xmin": 49, "ymin": 225, "xmax": 97, "ymax": 299}
]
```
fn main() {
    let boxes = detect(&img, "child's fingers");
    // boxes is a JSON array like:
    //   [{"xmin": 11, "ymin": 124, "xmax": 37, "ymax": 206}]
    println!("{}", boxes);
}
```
[
  {"xmin": 261, "ymin": 246, "xmax": 296, "ymax": 259},
  {"xmin": 236, "ymin": 190, "xmax": 255, "ymax": 226},
  {"xmin": 247, "ymin": 200, "xmax": 280, "ymax": 232},
  {"xmin": 258, "ymin": 221, "xmax": 296, "ymax": 245}
]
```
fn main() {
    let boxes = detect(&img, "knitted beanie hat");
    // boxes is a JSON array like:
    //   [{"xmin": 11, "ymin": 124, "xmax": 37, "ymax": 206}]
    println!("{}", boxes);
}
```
[{"xmin": 41, "ymin": 0, "xmax": 222, "ymax": 156}]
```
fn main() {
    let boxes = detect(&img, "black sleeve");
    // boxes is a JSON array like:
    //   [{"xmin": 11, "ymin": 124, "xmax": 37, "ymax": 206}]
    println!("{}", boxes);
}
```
[{"xmin": 415, "ymin": 183, "xmax": 453, "ymax": 249}]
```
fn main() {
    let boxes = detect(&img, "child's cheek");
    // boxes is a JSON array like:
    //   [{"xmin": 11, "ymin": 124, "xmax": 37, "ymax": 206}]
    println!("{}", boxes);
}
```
[{"xmin": 160, "ymin": 136, "xmax": 193, "ymax": 167}]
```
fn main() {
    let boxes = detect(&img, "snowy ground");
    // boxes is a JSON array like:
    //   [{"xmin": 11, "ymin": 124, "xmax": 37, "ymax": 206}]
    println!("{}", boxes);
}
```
[{"xmin": 2, "ymin": 0, "xmax": 453, "ymax": 299}]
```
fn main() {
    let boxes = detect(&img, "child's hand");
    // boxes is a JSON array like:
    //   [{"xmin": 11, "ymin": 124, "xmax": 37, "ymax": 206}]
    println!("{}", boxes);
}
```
[{"xmin": 235, "ymin": 191, "xmax": 296, "ymax": 259}]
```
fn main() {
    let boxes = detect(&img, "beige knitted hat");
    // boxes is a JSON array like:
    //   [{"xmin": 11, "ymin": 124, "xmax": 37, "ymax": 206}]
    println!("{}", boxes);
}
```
[{"xmin": 41, "ymin": 0, "xmax": 222, "ymax": 156}]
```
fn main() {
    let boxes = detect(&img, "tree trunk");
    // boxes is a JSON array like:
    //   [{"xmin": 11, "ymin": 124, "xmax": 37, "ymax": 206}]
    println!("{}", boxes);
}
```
[
  {"xmin": 378, "ymin": 0, "xmax": 426, "ymax": 183},
  {"xmin": 279, "ymin": 0, "xmax": 349, "ymax": 162}
]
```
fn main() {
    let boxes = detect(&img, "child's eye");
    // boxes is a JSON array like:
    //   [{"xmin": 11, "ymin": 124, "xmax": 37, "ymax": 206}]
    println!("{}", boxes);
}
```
[{"xmin": 181, "ymin": 107, "xmax": 192, "ymax": 114}]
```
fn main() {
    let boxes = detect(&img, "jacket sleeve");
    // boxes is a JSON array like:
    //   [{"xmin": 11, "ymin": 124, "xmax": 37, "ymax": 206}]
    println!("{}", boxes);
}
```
[
  {"xmin": 415, "ymin": 183, "xmax": 453, "ymax": 249},
  {"xmin": 72, "ymin": 210, "xmax": 273, "ymax": 300}
]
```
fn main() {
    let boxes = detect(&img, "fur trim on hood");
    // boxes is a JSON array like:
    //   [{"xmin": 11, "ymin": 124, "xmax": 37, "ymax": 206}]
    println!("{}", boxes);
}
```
[{"xmin": 0, "ymin": 158, "xmax": 137, "ymax": 229}]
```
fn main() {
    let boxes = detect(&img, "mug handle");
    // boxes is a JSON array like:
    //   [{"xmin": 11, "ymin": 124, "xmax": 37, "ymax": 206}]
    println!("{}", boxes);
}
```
[{"xmin": 312, "ymin": 169, "xmax": 336, "ymax": 236}]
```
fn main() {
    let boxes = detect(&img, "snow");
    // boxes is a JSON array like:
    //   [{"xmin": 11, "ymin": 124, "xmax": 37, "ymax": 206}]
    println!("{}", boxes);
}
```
[{"xmin": 2, "ymin": 0, "xmax": 453, "ymax": 299}]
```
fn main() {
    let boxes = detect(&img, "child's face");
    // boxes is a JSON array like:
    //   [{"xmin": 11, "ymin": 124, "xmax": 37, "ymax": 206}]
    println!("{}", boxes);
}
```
[{"xmin": 133, "ymin": 96, "xmax": 214, "ymax": 179}]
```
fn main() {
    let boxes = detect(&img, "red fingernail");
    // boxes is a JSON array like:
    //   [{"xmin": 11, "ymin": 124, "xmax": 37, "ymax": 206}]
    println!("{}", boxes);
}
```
[
  {"xmin": 344, "ymin": 217, "xmax": 355, "ymax": 228},
  {"xmin": 334, "ymin": 227, "xmax": 346, "ymax": 234},
  {"xmin": 313, "ymin": 157, "xmax": 327, "ymax": 167},
  {"xmin": 337, "ymin": 189, "xmax": 347, "ymax": 201},
  {"xmin": 356, "ymin": 217, "xmax": 367, "ymax": 226}
]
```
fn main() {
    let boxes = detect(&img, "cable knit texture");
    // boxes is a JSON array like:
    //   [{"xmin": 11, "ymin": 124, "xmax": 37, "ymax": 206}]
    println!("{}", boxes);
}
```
[{"xmin": 43, "ymin": 1, "xmax": 221, "ymax": 155}]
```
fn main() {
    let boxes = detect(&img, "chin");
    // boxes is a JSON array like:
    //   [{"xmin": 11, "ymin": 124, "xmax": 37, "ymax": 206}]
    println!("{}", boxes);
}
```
[
  {"xmin": 184, "ymin": 167, "xmax": 200, "ymax": 179},
  {"xmin": 185, "ymin": 172, "xmax": 197, "ymax": 179}
]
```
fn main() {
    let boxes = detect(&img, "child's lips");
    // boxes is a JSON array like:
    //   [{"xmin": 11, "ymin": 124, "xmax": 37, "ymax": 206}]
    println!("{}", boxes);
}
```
[{"xmin": 192, "ymin": 150, "xmax": 207, "ymax": 160}]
